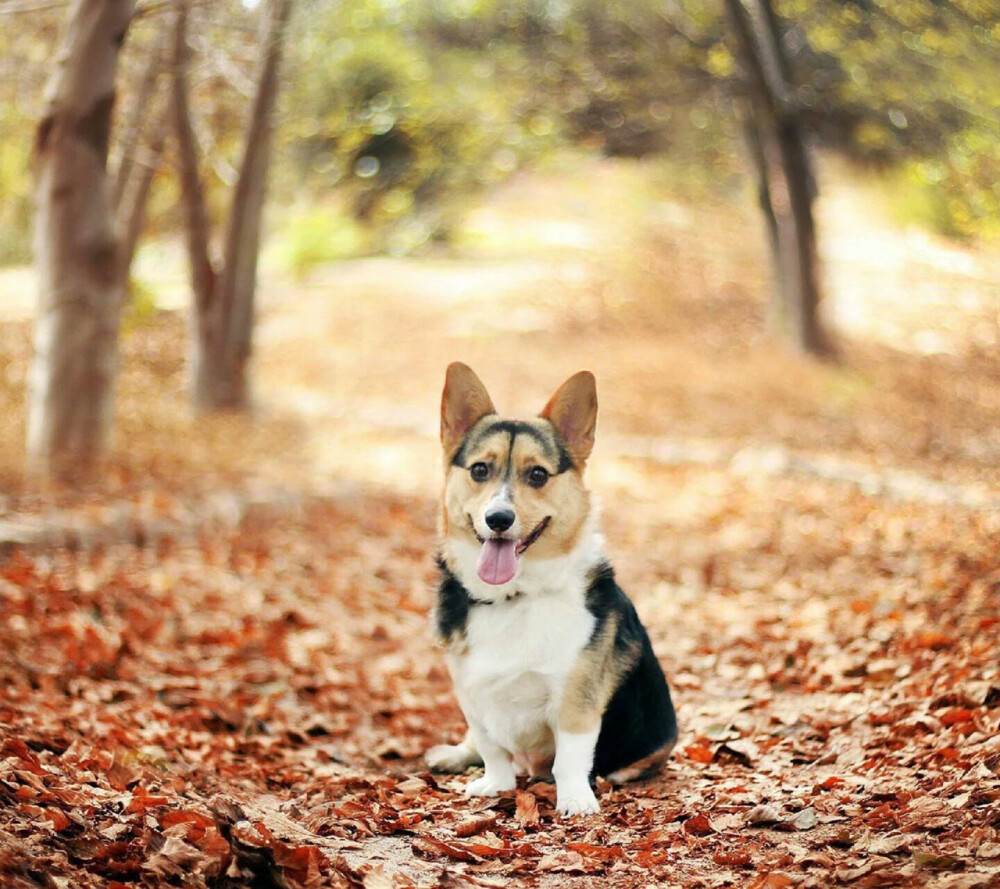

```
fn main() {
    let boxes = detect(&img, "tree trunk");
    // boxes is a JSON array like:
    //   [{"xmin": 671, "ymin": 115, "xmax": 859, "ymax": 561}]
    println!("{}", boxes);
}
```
[
  {"xmin": 111, "ymin": 28, "xmax": 166, "ymax": 214},
  {"xmin": 113, "ymin": 51, "xmax": 168, "ymax": 284},
  {"xmin": 172, "ymin": 0, "xmax": 293, "ymax": 413},
  {"xmin": 170, "ymin": 0, "xmax": 223, "ymax": 410},
  {"xmin": 27, "ymin": 0, "xmax": 135, "ymax": 479},
  {"xmin": 724, "ymin": 0, "xmax": 828, "ymax": 356},
  {"xmin": 115, "ymin": 112, "xmax": 167, "ymax": 282}
]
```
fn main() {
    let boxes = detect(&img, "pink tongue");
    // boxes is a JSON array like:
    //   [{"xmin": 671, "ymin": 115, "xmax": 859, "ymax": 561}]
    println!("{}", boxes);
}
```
[{"xmin": 477, "ymin": 538, "xmax": 519, "ymax": 585}]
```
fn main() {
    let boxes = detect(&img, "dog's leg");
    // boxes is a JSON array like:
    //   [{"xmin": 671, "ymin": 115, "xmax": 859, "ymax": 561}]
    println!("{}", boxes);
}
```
[
  {"xmin": 463, "ymin": 723, "xmax": 516, "ymax": 798},
  {"xmin": 426, "ymin": 729, "xmax": 482, "ymax": 773},
  {"xmin": 552, "ymin": 727, "xmax": 601, "ymax": 816}
]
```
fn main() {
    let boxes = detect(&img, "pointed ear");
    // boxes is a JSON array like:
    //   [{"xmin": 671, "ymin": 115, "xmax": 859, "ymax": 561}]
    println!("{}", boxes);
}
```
[
  {"xmin": 540, "ymin": 371, "xmax": 597, "ymax": 466},
  {"xmin": 441, "ymin": 362, "xmax": 496, "ymax": 459}
]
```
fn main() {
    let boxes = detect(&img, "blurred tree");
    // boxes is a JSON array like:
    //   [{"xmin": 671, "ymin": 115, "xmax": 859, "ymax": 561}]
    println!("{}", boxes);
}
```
[
  {"xmin": 779, "ymin": 0, "xmax": 1000, "ymax": 241},
  {"xmin": 27, "ymin": 0, "xmax": 135, "ymax": 479},
  {"xmin": 279, "ymin": 0, "xmax": 557, "ymax": 254},
  {"xmin": 111, "ymin": 27, "xmax": 169, "ymax": 279},
  {"xmin": 172, "ymin": 0, "xmax": 294, "ymax": 413},
  {"xmin": 725, "ymin": 0, "xmax": 827, "ymax": 356},
  {"xmin": 0, "ymin": 11, "xmax": 61, "ymax": 266}
]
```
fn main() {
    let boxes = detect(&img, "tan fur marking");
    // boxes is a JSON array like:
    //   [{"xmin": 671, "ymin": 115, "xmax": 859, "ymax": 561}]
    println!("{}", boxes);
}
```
[
  {"xmin": 442, "ymin": 418, "xmax": 591, "ymax": 563},
  {"xmin": 540, "ymin": 371, "xmax": 597, "ymax": 467},
  {"xmin": 441, "ymin": 363, "xmax": 495, "ymax": 461},
  {"xmin": 558, "ymin": 613, "xmax": 639, "ymax": 734},
  {"xmin": 605, "ymin": 742, "xmax": 675, "ymax": 784}
]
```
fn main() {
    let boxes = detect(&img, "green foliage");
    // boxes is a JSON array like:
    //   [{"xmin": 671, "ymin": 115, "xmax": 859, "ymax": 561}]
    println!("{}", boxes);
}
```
[
  {"xmin": 1, "ymin": 0, "xmax": 997, "ymax": 264},
  {"xmin": 121, "ymin": 275, "xmax": 160, "ymax": 330},
  {"xmin": 280, "ymin": 8, "xmax": 553, "ymax": 253},
  {"xmin": 0, "ymin": 109, "xmax": 35, "ymax": 267},
  {"xmin": 779, "ymin": 0, "xmax": 1000, "ymax": 240},
  {"xmin": 273, "ymin": 205, "xmax": 369, "ymax": 278}
]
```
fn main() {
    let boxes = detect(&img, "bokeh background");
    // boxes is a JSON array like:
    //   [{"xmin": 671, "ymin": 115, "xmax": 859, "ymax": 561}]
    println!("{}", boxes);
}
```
[{"xmin": 1, "ymin": 0, "xmax": 999, "ymax": 501}]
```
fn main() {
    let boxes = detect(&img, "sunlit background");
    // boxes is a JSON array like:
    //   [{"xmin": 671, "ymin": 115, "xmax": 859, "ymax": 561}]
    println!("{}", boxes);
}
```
[{"xmin": 0, "ymin": 0, "xmax": 998, "ymax": 505}]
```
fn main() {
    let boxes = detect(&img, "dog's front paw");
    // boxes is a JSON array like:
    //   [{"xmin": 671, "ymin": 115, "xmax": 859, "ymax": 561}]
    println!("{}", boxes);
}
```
[
  {"xmin": 464, "ymin": 773, "xmax": 516, "ymax": 798},
  {"xmin": 426, "ymin": 743, "xmax": 481, "ymax": 773},
  {"xmin": 556, "ymin": 785, "xmax": 600, "ymax": 817}
]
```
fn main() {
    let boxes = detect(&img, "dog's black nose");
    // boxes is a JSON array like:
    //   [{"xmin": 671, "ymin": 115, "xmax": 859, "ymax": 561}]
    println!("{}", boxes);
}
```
[{"xmin": 485, "ymin": 508, "xmax": 516, "ymax": 533}]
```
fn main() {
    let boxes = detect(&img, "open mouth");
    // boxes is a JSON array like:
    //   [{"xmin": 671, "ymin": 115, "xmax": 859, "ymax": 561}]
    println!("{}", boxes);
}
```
[{"xmin": 469, "ymin": 516, "xmax": 551, "ymax": 586}]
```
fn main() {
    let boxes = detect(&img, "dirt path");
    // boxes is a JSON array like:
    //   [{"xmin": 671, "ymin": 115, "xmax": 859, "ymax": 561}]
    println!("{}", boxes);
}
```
[{"xmin": 252, "ymin": 156, "xmax": 1000, "ymax": 498}]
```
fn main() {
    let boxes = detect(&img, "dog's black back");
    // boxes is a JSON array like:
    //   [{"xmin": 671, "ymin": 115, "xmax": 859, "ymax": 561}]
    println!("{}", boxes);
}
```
[{"xmin": 586, "ymin": 563, "xmax": 678, "ymax": 778}]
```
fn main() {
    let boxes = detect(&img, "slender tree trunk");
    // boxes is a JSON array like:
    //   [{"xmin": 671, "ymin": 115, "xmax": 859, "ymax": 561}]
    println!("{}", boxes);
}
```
[
  {"xmin": 742, "ymin": 106, "xmax": 779, "ymax": 278},
  {"xmin": 115, "ymin": 112, "xmax": 167, "ymax": 281},
  {"xmin": 170, "ymin": 0, "xmax": 222, "ymax": 409},
  {"xmin": 113, "ymin": 49, "xmax": 168, "ymax": 284},
  {"xmin": 724, "ymin": 0, "xmax": 828, "ymax": 356},
  {"xmin": 213, "ymin": 0, "xmax": 293, "ymax": 410},
  {"xmin": 27, "ymin": 0, "xmax": 135, "ymax": 479},
  {"xmin": 172, "ymin": 0, "xmax": 293, "ymax": 413},
  {"xmin": 111, "ymin": 29, "xmax": 165, "ymax": 213}
]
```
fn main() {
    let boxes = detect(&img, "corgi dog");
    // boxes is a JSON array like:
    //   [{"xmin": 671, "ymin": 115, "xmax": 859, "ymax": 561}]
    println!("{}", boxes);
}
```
[{"xmin": 426, "ymin": 363, "xmax": 678, "ymax": 816}]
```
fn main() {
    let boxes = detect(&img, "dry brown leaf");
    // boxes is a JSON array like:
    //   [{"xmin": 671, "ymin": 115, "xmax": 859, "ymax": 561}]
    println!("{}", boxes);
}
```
[{"xmin": 514, "ymin": 790, "xmax": 540, "ymax": 828}]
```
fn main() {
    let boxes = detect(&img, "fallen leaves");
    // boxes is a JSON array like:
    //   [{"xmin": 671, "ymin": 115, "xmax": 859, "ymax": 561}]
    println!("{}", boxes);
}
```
[
  {"xmin": 513, "ymin": 790, "xmax": 540, "ymax": 829},
  {"xmin": 1, "ymin": 479, "xmax": 999, "ymax": 888}
]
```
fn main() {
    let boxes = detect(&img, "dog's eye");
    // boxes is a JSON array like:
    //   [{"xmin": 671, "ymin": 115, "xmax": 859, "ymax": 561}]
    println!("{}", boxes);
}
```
[
  {"xmin": 470, "ymin": 462, "xmax": 490, "ymax": 482},
  {"xmin": 527, "ymin": 466, "xmax": 549, "ymax": 488}
]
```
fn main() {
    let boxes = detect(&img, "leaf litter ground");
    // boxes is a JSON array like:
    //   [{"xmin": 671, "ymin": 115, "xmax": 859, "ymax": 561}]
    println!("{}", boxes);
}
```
[
  {"xmin": 2, "ymin": 158, "xmax": 1000, "ymax": 887},
  {"xmin": 2, "ymin": 472, "xmax": 998, "ymax": 888}
]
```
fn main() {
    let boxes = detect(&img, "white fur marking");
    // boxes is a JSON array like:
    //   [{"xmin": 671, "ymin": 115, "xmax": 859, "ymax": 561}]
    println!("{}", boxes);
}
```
[
  {"xmin": 426, "ymin": 730, "xmax": 482, "ymax": 772},
  {"xmin": 464, "ymin": 723, "xmax": 516, "ymax": 797},
  {"xmin": 553, "ymin": 728, "xmax": 601, "ymax": 816},
  {"xmin": 442, "ymin": 513, "xmax": 610, "ymax": 812}
]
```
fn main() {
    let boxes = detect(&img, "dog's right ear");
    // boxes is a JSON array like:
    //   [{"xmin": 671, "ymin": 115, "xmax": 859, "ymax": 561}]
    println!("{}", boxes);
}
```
[{"xmin": 441, "ymin": 363, "xmax": 496, "ymax": 460}]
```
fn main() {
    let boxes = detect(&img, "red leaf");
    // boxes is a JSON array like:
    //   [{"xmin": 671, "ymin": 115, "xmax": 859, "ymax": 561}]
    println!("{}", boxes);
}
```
[
  {"xmin": 1, "ymin": 739, "xmax": 48, "ymax": 775},
  {"xmin": 45, "ymin": 808, "xmax": 72, "ymax": 832},
  {"xmin": 454, "ymin": 813, "xmax": 499, "ymax": 838},
  {"xmin": 685, "ymin": 744, "xmax": 714, "ymax": 763},
  {"xmin": 566, "ymin": 842, "xmax": 625, "ymax": 862},
  {"xmin": 748, "ymin": 873, "xmax": 794, "ymax": 889},
  {"xmin": 714, "ymin": 850, "xmax": 753, "ymax": 868},
  {"xmin": 684, "ymin": 813, "xmax": 714, "ymax": 836},
  {"xmin": 939, "ymin": 708, "xmax": 974, "ymax": 726},
  {"xmin": 412, "ymin": 835, "xmax": 483, "ymax": 863}
]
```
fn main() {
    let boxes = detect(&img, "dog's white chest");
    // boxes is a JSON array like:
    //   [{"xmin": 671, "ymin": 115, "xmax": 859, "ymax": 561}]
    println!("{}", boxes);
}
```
[{"xmin": 447, "ymin": 591, "xmax": 596, "ymax": 753}]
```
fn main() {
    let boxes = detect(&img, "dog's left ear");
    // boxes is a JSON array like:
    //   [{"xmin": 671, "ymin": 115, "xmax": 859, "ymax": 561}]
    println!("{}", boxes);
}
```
[
  {"xmin": 441, "ymin": 362, "xmax": 496, "ymax": 460},
  {"xmin": 540, "ymin": 371, "xmax": 597, "ymax": 467}
]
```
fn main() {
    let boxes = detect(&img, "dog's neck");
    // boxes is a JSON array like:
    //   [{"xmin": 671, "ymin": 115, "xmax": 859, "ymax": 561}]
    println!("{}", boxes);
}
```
[{"xmin": 444, "ymin": 508, "xmax": 605, "ymax": 605}]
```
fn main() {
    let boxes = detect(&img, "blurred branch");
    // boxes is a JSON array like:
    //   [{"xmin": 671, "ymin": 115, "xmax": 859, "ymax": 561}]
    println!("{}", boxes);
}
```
[
  {"xmin": 112, "ymin": 28, "xmax": 167, "ymax": 211},
  {"xmin": 0, "ymin": 0, "xmax": 67, "ymax": 14},
  {"xmin": 171, "ymin": 0, "xmax": 218, "ymax": 314}
]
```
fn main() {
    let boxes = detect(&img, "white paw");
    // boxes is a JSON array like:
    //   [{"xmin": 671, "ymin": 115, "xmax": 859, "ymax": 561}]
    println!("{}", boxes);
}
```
[
  {"xmin": 556, "ymin": 786, "xmax": 600, "ymax": 817},
  {"xmin": 464, "ymin": 773, "xmax": 516, "ymax": 798},
  {"xmin": 426, "ymin": 743, "xmax": 480, "ymax": 773}
]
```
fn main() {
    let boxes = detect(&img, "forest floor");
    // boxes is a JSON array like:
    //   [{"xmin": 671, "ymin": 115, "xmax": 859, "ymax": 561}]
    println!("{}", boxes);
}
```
[{"xmin": 1, "ymin": 156, "xmax": 999, "ymax": 888}]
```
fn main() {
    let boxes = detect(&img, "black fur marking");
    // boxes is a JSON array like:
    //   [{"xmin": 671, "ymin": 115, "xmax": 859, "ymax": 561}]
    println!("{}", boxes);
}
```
[
  {"xmin": 436, "ymin": 558, "xmax": 472, "ymax": 640},
  {"xmin": 449, "ymin": 412, "xmax": 497, "ymax": 467},
  {"xmin": 585, "ymin": 562, "xmax": 679, "ymax": 778},
  {"xmin": 451, "ymin": 418, "xmax": 574, "ymax": 475},
  {"xmin": 554, "ymin": 438, "xmax": 573, "ymax": 474},
  {"xmin": 503, "ymin": 428, "xmax": 516, "ymax": 483},
  {"xmin": 436, "ymin": 559, "xmax": 521, "ymax": 627}
]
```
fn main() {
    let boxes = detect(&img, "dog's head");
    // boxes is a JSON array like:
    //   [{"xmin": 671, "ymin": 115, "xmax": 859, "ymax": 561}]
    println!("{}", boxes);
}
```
[{"xmin": 439, "ymin": 362, "xmax": 597, "ymax": 587}]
